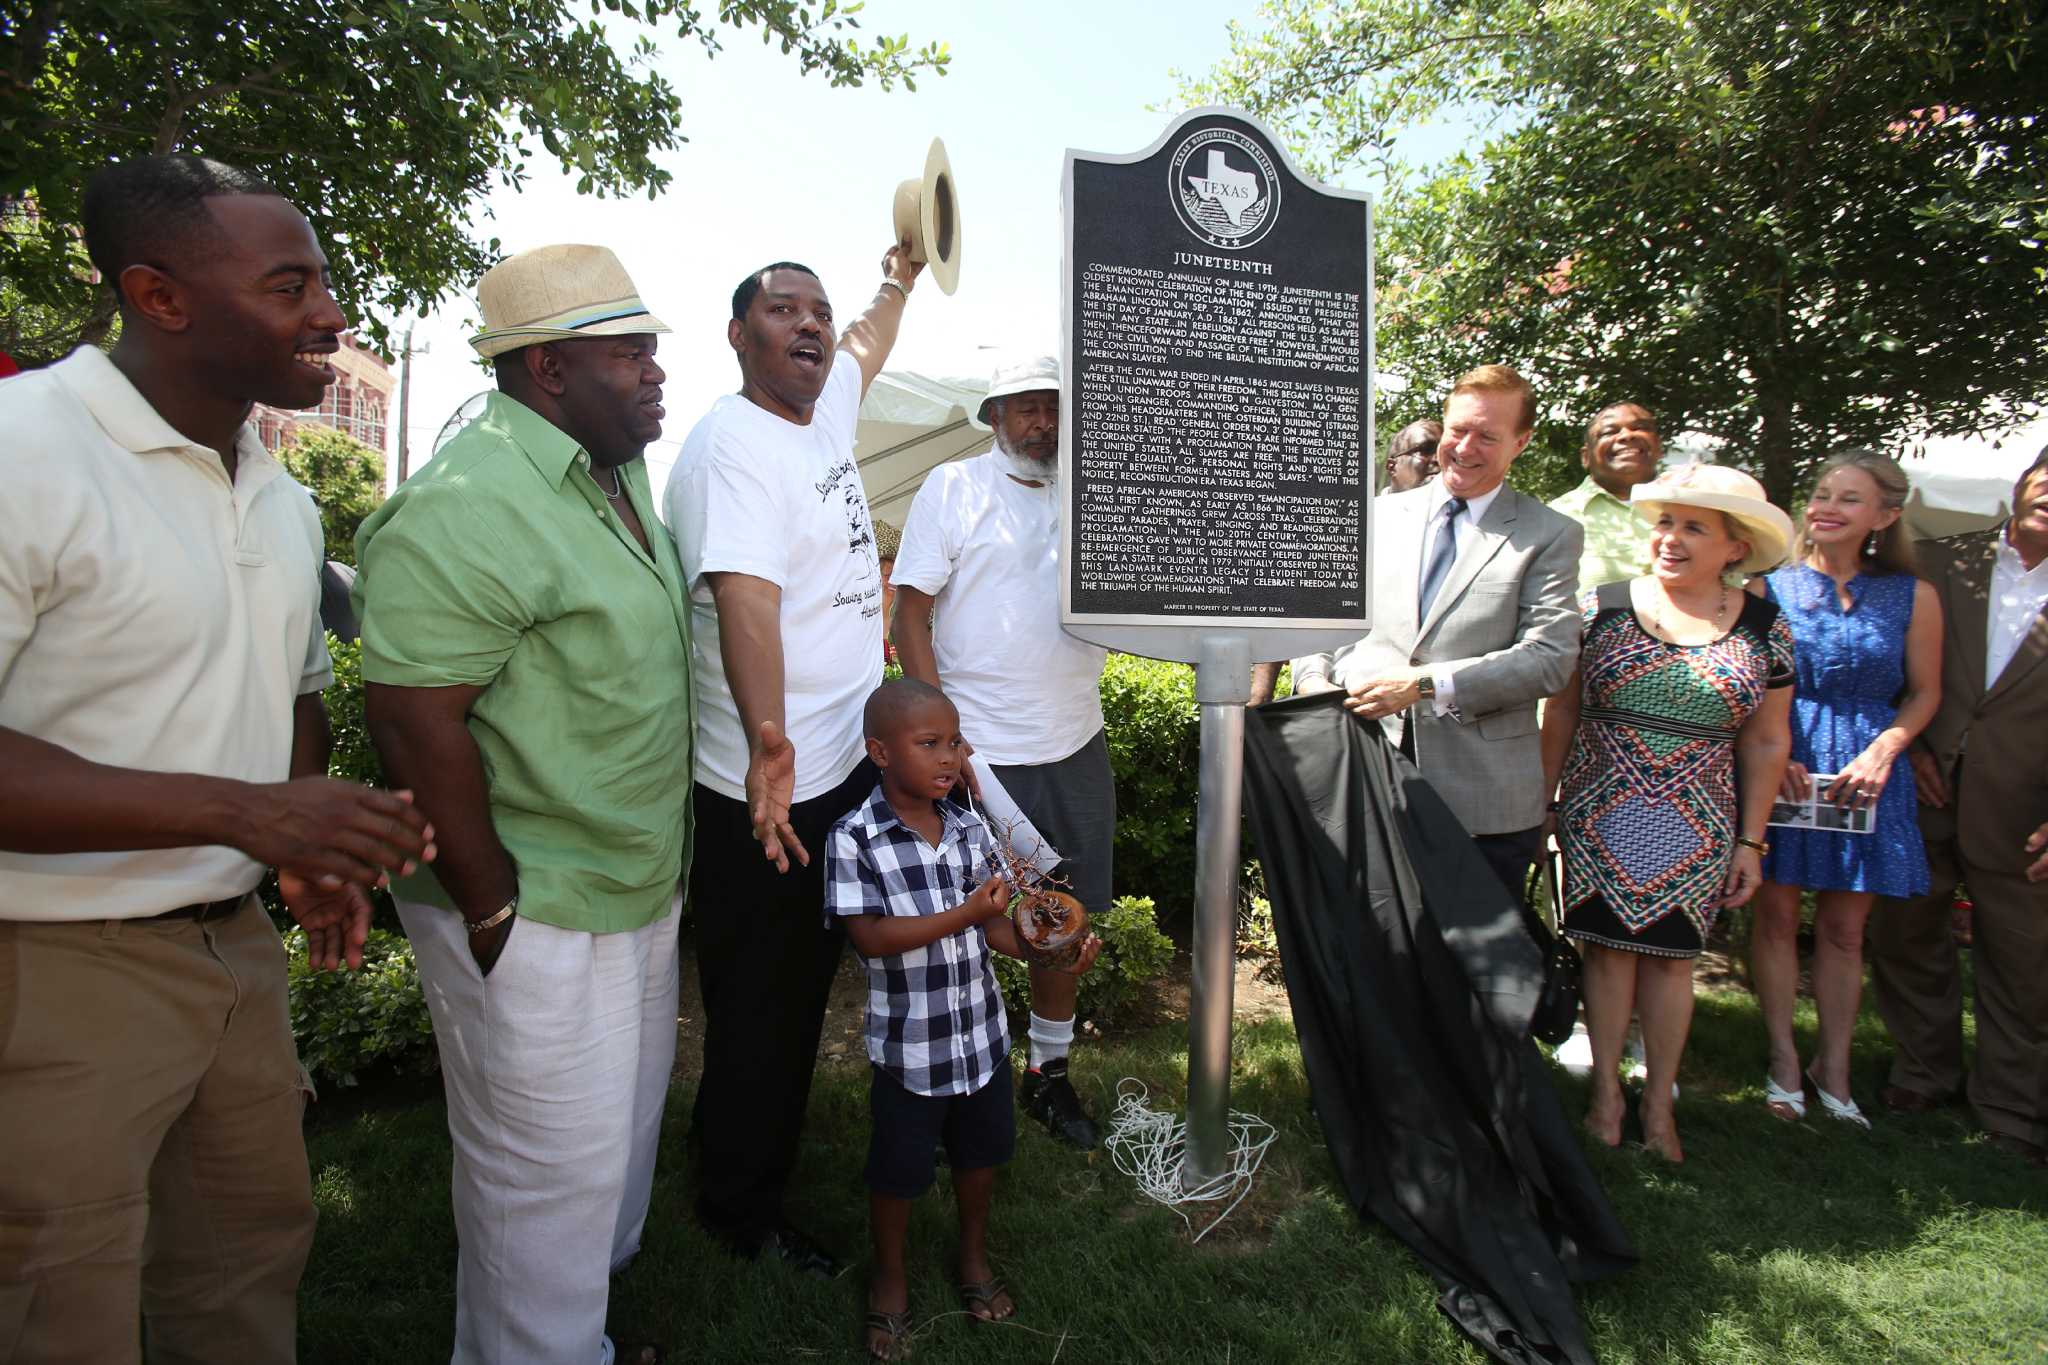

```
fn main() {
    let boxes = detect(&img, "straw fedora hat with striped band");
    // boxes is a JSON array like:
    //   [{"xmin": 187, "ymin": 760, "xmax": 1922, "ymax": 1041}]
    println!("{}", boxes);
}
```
[
  {"xmin": 468, "ymin": 244, "xmax": 671, "ymax": 358},
  {"xmin": 1630, "ymin": 462, "xmax": 1795, "ymax": 574}
]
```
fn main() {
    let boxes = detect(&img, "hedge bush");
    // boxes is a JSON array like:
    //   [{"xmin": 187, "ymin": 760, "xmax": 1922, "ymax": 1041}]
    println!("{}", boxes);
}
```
[
  {"xmin": 286, "ymin": 926, "xmax": 438, "ymax": 1089},
  {"xmin": 1100, "ymin": 654, "xmax": 1200, "ymax": 920},
  {"xmin": 990, "ymin": 894, "xmax": 1176, "ymax": 1026},
  {"xmin": 323, "ymin": 632, "xmax": 383, "ymax": 791}
]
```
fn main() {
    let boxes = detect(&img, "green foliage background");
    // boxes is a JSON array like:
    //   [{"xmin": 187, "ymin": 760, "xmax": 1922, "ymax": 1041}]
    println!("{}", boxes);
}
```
[
  {"xmin": 0, "ymin": 0, "xmax": 947, "ymax": 358},
  {"xmin": 287, "ymin": 927, "xmax": 437, "ymax": 1089},
  {"xmin": 280, "ymin": 426, "xmax": 386, "ymax": 566},
  {"xmin": 1100, "ymin": 654, "xmax": 1202, "ymax": 920},
  {"xmin": 1182, "ymin": 0, "xmax": 2048, "ymax": 506},
  {"xmin": 990, "ymin": 895, "xmax": 1177, "ymax": 1028}
]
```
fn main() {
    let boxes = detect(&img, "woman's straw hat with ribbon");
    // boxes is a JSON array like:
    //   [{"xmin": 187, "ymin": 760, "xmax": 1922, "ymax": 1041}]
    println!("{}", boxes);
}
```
[{"xmin": 1630, "ymin": 462, "xmax": 1795, "ymax": 573}]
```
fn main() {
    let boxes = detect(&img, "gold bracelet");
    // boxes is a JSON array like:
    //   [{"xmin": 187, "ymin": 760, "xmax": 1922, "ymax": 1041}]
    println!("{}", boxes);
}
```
[
  {"xmin": 1735, "ymin": 835, "xmax": 1769, "ymax": 855},
  {"xmin": 878, "ymin": 277, "xmax": 909, "ymax": 299},
  {"xmin": 465, "ymin": 897, "xmax": 517, "ymax": 935}
]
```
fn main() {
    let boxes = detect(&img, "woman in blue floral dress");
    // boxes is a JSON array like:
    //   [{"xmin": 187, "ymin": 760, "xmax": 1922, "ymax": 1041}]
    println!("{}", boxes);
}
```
[
  {"xmin": 1752, "ymin": 451, "xmax": 1942, "ymax": 1129},
  {"xmin": 1542, "ymin": 464, "xmax": 1796, "ymax": 1163}
]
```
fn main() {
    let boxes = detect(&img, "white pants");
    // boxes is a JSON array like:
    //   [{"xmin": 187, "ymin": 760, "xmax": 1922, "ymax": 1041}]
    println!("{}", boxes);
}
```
[{"xmin": 398, "ymin": 897, "xmax": 680, "ymax": 1365}]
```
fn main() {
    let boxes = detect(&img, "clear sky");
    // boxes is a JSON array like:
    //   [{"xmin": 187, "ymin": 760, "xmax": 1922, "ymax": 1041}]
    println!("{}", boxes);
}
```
[{"xmin": 388, "ymin": 0, "xmax": 1423, "ymax": 493}]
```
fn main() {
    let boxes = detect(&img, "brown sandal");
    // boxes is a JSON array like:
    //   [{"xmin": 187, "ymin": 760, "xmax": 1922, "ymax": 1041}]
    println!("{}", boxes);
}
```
[
  {"xmin": 864, "ymin": 1308, "xmax": 913, "ymax": 1360},
  {"xmin": 959, "ymin": 1277, "xmax": 1015, "ymax": 1323}
]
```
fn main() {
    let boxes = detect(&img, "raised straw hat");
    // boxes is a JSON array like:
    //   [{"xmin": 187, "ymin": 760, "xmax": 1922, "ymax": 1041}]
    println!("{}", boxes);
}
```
[
  {"xmin": 892, "ymin": 137, "xmax": 963, "ymax": 296},
  {"xmin": 1630, "ymin": 462, "xmax": 1795, "ymax": 574},
  {"xmin": 468, "ymin": 244, "xmax": 670, "ymax": 358}
]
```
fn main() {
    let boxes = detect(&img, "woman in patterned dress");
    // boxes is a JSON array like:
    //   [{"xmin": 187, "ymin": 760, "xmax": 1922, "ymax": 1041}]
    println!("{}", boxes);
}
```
[
  {"xmin": 1751, "ymin": 452, "xmax": 1942, "ymax": 1129},
  {"xmin": 1541, "ymin": 465, "xmax": 1796, "ymax": 1162}
]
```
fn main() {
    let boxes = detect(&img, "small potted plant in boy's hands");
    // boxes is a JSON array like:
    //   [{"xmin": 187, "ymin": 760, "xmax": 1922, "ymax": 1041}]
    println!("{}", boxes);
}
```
[
  {"xmin": 974, "ymin": 817, "xmax": 1092, "ymax": 970},
  {"xmin": 1011, "ymin": 885, "xmax": 1090, "ymax": 970}
]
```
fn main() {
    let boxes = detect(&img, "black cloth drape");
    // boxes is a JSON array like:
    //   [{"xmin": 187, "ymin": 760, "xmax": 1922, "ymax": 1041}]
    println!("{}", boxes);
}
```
[{"xmin": 1243, "ymin": 693, "xmax": 1634, "ymax": 1365}]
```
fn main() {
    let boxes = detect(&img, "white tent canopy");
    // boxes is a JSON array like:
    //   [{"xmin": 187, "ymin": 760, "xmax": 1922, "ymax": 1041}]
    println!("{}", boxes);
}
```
[
  {"xmin": 1895, "ymin": 413, "xmax": 2045, "ymax": 538},
  {"xmin": 855, "ymin": 371, "xmax": 993, "ymax": 532}
]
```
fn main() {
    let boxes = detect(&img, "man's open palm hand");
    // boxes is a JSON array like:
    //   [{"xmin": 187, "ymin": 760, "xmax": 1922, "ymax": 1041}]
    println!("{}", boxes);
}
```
[{"xmin": 747, "ymin": 721, "xmax": 806, "ymax": 872}]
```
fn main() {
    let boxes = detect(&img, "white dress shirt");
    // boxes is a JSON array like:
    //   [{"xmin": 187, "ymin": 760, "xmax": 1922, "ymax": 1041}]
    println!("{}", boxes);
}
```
[
  {"xmin": 1987, "ymin": 525, "xmax": 2048, "ymax": 686},
  {"xmin": 1417, "ymin": 481, "xmax": 1504, "ymax": 714}
]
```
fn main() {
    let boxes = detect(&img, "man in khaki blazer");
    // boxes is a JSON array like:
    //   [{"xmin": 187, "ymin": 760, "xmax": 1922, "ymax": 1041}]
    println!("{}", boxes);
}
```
[
  {"xmin": 1294, "ymin": 365, "xmax": 1583, "ymax": 895},
  {"xmin": 1870, "ymin": 450, "xmax": 2048, "ymax": 1166}
]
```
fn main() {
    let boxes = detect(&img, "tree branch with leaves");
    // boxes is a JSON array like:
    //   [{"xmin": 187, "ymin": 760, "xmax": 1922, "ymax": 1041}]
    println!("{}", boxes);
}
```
[{"xmin": 0, "ymin": 0, "xmax": 948, "ymax": 362}]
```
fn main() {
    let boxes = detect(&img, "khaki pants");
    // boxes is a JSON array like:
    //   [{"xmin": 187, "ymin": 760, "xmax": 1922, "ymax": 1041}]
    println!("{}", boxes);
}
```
[
  {"xmin": 1870, "ymin": 799, "xmax": 2048, "ymax": 1147},
  {"xmin": 0, "ymin": 897, "xmax": 315, "ymax": 1364}
]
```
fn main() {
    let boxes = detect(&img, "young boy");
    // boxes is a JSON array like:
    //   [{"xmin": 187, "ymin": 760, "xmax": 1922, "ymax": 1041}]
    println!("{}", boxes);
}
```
[{"xmin": 826, "ymin": 678, "xmax": 1098, "ymax": 1361}]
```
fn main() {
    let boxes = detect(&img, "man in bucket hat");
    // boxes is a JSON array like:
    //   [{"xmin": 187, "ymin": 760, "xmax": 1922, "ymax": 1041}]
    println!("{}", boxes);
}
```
[
  {"xmin": 892, "ymin": 355, "xmax": 1112, "ymax": 1150},
  {"xmin": 353, "ymin": 244, "xmax": 693, "ymax": 1364}
]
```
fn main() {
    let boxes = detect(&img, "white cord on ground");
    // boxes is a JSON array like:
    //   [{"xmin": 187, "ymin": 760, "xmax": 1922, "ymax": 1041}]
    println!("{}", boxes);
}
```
[{"xmin": 1103, "ymin": 1078, "xmax": 1277, "ymax": 1244}]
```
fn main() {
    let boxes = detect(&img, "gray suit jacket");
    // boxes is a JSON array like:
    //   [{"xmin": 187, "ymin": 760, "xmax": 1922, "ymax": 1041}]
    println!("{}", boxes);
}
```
[{"xmin": 1294, "ymin": 485, "xmax": 1583, "ymax": 835}]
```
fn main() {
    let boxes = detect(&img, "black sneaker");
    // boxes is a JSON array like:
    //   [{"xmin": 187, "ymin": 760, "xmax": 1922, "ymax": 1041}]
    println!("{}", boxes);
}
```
[
  {"xmin": 762, "ymin": 1223, "xmax": 842, "ymax": 1279},
  {"xmin": 1021, "ymin": 1057, "xmax": 1100, "ymax": 1150},
  {"xmin": 703, "ymin": 1215, "xmax": 842, "ymax": 1280}
]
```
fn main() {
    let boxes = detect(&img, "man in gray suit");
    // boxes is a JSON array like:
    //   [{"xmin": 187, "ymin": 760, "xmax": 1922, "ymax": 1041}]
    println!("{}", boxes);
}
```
[{"xmin": 1295, "ymin": 364, "xmax": 1583, "ymax": 895}]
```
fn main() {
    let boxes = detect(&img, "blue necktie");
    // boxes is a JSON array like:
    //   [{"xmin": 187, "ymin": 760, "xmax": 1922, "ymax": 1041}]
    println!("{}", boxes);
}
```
[{"xmin": 1417, "ymin": 496, "xmax": 1468, "ymax": 621}]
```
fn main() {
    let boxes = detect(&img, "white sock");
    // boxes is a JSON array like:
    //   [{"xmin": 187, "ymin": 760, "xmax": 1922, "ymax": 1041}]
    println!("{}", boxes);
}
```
[{"xmin": 1027, "ymin": 1013, "xmax": 1075, "ymax": 1071}]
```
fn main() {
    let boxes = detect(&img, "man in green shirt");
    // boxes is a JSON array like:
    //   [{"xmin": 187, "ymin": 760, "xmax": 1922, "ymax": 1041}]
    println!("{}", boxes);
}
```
[
  {"xmin": 352, "ymin": 245, "xmax": 691, "ymax": 1365},
  {"xmin": 1547, "ymin": 401, "xmax": 1663, "ymax": 589}
]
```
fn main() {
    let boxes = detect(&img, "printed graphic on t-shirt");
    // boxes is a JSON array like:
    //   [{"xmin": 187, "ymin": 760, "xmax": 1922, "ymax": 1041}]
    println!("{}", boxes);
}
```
[{"xmin": 817, "ymin": 455, "xmax": 881, "ymax": 619}]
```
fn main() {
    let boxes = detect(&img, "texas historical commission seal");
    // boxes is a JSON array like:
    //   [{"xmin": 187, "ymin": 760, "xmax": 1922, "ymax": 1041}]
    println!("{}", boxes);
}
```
[{"xmin": 1168, "ymin": 126, "xmax": 1280, "ymax": 250}]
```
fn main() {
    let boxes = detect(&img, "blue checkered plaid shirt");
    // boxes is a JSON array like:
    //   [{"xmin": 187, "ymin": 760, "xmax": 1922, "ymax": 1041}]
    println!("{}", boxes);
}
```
[{"xmin": 825, "ymin": 786, "xmax": 1011, "ymax": 1097}]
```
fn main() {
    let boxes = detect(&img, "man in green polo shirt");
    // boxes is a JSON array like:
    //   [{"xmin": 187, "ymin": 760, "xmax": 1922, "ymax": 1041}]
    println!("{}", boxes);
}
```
[
  {"xmin": 352, "ymin": 245, "xmax": 690, "ymax": 1365},
  {"xmin": 1547, "ymin": 401, "xmax": 1663, "ymax": 589}
]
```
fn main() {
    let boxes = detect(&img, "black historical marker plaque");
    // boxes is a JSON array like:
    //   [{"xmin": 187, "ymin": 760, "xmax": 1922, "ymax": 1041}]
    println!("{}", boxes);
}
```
[{"xmin": 1060, "ymin": 108, "xmax": 1373, "ymax": 649}]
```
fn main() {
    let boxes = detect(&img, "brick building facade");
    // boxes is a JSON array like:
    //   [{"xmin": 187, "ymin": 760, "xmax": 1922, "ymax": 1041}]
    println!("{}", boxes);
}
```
[{"xmin": 252, "ymin": 333, "xmax": 392, "ymax": 455}]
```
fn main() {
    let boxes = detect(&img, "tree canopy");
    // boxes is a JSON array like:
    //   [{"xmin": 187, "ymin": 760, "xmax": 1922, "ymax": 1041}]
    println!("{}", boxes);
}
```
[
  {"xmin": 0, "ymin": 0, "xmax": 947, "ymax": 362},
  {"xmin": 1181, "ymin": 0, "xmax": 2048, "ymax": 503}
]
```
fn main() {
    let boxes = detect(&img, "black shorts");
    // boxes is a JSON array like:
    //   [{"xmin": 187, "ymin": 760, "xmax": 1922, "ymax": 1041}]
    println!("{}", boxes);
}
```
[{"xmin": 864, "ymin": 1063, "xmax": 1015, "ymax": 1198}]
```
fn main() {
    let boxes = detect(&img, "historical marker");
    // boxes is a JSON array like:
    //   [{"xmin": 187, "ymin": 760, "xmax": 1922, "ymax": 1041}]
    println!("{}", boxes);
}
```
[
  {"xmin": 1061, "ymin": 107, "xmax": 1374, "ymax": 654},
  {"xmin": 1058, "ymin": 109, "xmax": 1374, "ymax": 1188}
]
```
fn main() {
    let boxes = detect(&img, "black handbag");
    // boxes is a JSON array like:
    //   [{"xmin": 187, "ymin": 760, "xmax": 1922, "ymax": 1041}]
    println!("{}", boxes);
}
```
[{"xmin": 1521, "ymin": 850, "xmax": 1583, "ymax": 1047}]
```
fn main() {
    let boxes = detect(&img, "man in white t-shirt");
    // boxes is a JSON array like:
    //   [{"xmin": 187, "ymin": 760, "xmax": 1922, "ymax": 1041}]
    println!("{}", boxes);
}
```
[
  {"xmin": 664, "ymin": 247, "xmax": 921, "ymax": 1275},
  {"xmin": 892, "ymin": 356, "xmax": 1112, "ymax": 1150}
]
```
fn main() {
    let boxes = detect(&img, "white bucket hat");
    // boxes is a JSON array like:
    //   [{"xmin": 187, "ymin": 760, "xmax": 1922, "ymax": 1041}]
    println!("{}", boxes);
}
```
[
  {"xmin": 469, "ymin": 244, "xmax": 670, "ymax": 358},
  {"xmin": 1630, "ymin": 462, "xmax": 1795, "ymax": 573},
  {"xmin": 972, "ymin": 354, "xmax": 1059, "ymax": 429}
]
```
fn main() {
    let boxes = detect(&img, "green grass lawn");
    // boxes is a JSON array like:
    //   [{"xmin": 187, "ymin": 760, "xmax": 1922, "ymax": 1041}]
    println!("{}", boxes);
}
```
[{"xmin": 301, "ymin": 984, "xmax": 2048, "ymax": 1363}]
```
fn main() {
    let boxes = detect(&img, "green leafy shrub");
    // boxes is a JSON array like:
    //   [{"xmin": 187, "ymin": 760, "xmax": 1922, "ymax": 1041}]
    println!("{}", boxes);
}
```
[
  {"xmin": 1237, "ymin": 858, "xmax": 1278, "ymax": 956},
  {"xmin": 322, "ymin": 633, "xmax": 383, "ymax": 790},
  {"xmin": 1099, "ymin": 654, "xmax": 1199, "ymax": 918},
  {"xmin": 286, "ymin": 927, "xmax": 439, "ymax": 1089},
  {"xmin": 280, "ymin": 426, "xmax": 386, "ymax": 566},
  {"xmin": 992, "ymin": 894, "xmax": 1175, "ymax": 1026}
]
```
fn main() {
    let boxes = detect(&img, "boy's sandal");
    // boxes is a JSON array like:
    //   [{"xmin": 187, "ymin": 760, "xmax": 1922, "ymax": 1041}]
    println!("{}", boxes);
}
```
[
  {"xmin": 1764, "ymin": 1073, "xmax": 1807, "ymax": 1122},
  {"xmin": 1806, "ymin": 1069, "xmax": 1871, "ymax": 1130},
  {"xmin": 864, "ymin": 1308, "xmax": 913, "ymax": 1360},
  {"xmin": 959, "ymin": 1277, "xmax": 1015, "ymax": 1323}
]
